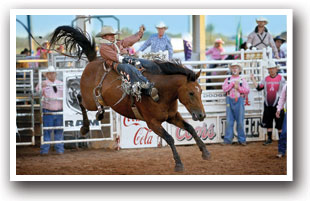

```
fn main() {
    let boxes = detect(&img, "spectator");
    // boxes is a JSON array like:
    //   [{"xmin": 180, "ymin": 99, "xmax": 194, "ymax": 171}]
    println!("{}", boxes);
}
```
[
  {"xmin": 36, "ymin": 65, "xmax": 64, "ymax": 155},
  {"xmin": 230, "ymin": 42, "xmax": 248, "ymax": 60},
  {"xmin": 222, "ymin": 62, "xmax": 250, "ymax": 146},
  {"xmin": 273, "ymin": 36, "xmax": 287, "ymax": 69},
  {"xmin": 205, "ymin": 38, "xmax": 226, "ymax": 68},
  {"xmin": 250, "ymin": 61, "xmax": 286, "ymax": 145},
  {"xmin": 19, "ymin": 48, "xmax": 30, "ymax": 68},
  {"xmin": 247, "ymin": 17, "xmax": 280, "ymax": 59},
  {"xmin": 38, "ymin": 40, "xmax": 50, "ymax": 67},
  {"xmin": 57, "ymin": 45, "xmax": 65, "ymax": 53},
  {"xmin": 276, "ymin": 84, "xmax": 287, "ymax": 158},
  {"xmin": 136, "ymin": 22, "xmax": 173, "ymax": 60}
]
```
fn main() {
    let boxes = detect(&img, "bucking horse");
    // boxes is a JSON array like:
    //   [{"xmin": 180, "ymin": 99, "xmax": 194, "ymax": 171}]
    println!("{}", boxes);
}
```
[{"xmin": 49, "ymin": 26, "xmax": 210, "ymax": 172}]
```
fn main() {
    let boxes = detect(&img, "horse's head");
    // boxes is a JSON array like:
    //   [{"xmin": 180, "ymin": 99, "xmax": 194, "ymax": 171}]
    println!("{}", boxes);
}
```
[{"xmin": 177, "ymin": 70, "xmax": 206, "ymax": 121}]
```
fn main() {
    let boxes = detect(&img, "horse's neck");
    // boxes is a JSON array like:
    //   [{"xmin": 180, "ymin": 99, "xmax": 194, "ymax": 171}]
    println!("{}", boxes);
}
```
[{"xmin": 151, "ymin": 74, "xmax": 186, "ymax": 101}]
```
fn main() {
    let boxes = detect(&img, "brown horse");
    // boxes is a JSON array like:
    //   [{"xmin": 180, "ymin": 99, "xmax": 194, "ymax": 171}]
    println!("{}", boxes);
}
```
[{"xmin": 50, "ymin": 26, "xmax": 210, "ymax": 172}]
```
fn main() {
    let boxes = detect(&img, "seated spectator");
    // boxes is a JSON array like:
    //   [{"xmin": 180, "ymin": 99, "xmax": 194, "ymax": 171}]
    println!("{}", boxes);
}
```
[{"xmin": 205, "ymin": 38, "xmax": 227, "ymax": 68}]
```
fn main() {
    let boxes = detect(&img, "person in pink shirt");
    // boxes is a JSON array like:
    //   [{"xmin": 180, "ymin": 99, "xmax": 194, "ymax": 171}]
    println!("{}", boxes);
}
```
[
  {"xmin": 205, "ymin": 38, "xmax": 227, "ymax": 68},
  {"xmin": 36, "ymin": 66, "xmax": 64, "ymax": 155},
  {"xmin": 275, "ymin": 84, "xmax": 287, "ymax": 158},
  {"xmin": 222, "ymin": 62, "xmax": 250, "ymax": 145},
  {"xmin": 251, "ymin": 61, "xmax": 286, "ymax": 145}
]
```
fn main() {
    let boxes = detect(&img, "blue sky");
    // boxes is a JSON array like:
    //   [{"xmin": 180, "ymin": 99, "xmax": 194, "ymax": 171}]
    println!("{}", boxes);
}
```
[{"xmin": 16, "ymin": 15, "xmax": 287, "ymax": 38}]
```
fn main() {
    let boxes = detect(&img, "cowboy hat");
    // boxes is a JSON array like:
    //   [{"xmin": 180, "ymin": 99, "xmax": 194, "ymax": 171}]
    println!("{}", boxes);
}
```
[
  {"xmin": 95, "ymin": 26, "xmax": 120, "ymax": 37},
  {"xmin": 155, "ymin": 22, "xmax": 168, "ymax": 29},
  {"xmin": 229, "ymin": 62, "xmax": 243, "ymax": 71},
  {"xmin": 214, "ymin": 38, "xmax": 225, "ymax": 44},
  {"xmin": 273, "ymin": 35, "xmax": 286, "ymax": 43},
  {"xmin": 256, "ymin": 17, "xmax": 268, "ymax": 24},
  {"xmin": 43, "ymin": 65, "xmax": 56, "ymax": 76},
  {"xmin": 266, "ymin": 61, "xmax": 280, "ymax": 69}
]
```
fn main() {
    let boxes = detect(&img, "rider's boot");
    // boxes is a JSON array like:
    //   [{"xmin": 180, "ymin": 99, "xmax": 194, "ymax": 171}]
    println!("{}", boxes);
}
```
[{"xmin": 141, "ymin": 82, "xmax": 159, "ymax": 102}]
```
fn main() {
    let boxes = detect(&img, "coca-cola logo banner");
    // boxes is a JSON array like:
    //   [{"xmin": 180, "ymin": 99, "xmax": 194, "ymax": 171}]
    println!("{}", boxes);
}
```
[{"xmin": 120, "ymin": 117, "xmax": 160, "ymax": 149}]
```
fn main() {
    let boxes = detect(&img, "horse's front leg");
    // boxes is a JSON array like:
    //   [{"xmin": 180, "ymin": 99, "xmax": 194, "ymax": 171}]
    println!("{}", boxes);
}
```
[
  {"xmin": 168, "ymin": 112, "xmax": 211, "ymax": 160},
  {"xmin": 146, "ymin": 119, "xmax": 184, "ymax": 172}
]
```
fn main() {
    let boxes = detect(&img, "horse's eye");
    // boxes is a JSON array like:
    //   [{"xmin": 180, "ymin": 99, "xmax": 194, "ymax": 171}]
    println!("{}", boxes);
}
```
[{"xmin": 189, "ymin": 92, "xmax": 194, "ymax": 96}]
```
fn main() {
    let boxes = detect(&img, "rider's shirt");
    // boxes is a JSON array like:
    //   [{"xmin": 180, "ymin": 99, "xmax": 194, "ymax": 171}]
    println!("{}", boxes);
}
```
[
  {"xmin": 222, "ymin": 76, "xmax": 250, "ymax": 99},
  {"xmin": 256, "ymin": 74, "xmax": 286, "ymax": 107},
  {"xmin": 137, "ymin": 33, "xmax": 173, "ymax": 59},
  {"xmin": 99, "ymin": 30, "xmax": 143, "ymax": 68}
]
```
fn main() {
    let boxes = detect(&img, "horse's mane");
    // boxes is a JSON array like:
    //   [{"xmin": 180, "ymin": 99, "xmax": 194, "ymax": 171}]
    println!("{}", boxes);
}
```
[{"xmin": 148, "ymin": 59, "xmax": 197, "ymax": 81}]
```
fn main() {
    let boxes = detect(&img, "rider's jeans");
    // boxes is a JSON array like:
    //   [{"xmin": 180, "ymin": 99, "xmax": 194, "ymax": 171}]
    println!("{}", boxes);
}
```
[
  {"xmin": 223, "ymin": 97, "xmax": 246, "ymax": 144},
  {"xmin": 117, "ymin": 63, "xmax": 149, "ymax": 84}
]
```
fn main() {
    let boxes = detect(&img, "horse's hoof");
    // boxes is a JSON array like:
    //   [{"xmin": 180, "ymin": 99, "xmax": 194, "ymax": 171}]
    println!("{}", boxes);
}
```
[
  {"xmin": 202, "ymin": 152, "xmax": 211, "ymax": 160},
  {"xmin": 174, "ymin": 163, "xmax": 184, "ymax": 172},
  {"xmin": 80, "ymin": 126, "xmax": 89, "ymax": 135},
  {"xmin": 96, "ymin": 111, "xmax": 104, "ymax": 121}
]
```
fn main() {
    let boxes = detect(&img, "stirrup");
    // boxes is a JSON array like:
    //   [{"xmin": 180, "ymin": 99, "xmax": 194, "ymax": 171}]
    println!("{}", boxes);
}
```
[{"xmin": 150, "ymin": 87, "xmax": 159, "ymax": 102}]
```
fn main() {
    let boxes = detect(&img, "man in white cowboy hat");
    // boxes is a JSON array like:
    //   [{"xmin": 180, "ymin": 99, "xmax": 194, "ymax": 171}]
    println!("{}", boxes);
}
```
[
  {"xmin": 222, "ymin": 62, "xmax": 250, "ymax": 146},
  {"xmin": 35, "ymin": 66, "xmax": 64, "ymax": 155},
  {"xmin": 136, "ymin": 22, "xmax": 173, "ymax": 60},
  {"xmin": 97, "ymin": 25, "xmax": 159, "ymax": 102},
  {"xmin": 247, "ymin": 17, "xmax": 279, "ymax": 59},
  {"xmin": 250, "ymin": 60, "xmax": 286, "ymax": 145}
]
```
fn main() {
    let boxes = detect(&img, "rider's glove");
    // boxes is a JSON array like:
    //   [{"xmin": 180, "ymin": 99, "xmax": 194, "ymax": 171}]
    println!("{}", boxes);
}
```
[{"xmin": 118, "ymin": 55, "xmax": 124, "ymax": 63}]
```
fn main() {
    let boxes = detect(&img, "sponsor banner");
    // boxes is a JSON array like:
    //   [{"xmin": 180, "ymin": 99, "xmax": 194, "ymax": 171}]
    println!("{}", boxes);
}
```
[
  {"xmin": 120, "ymin": 117, "xmax": 160, "ymax": 149},
  {"xmin": 63, "ymin": 72, "xmax": 101, "ymax": 132},
  {"xmin": 171, "ymin": 117, "xmax": 219, "ymax": 145},
  {"xmin": 219, "ymin": 116, "xmax": 264, "ymax": 141}
]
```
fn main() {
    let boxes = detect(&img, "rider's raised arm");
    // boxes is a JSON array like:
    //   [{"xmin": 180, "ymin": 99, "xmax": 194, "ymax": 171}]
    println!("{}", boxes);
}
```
[{"xmin": 120, "ymin": 30, "xmax": 144, "ymax": 48}]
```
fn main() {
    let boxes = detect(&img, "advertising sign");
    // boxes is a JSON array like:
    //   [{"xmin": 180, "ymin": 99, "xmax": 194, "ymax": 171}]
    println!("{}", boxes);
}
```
[
  {"xmin": 171, "ymin": 117, "xmax": 219, "ymax": 145},
  {"xmin": 220, "ymin": 116, "xmax": 264, "ymax": 141},
  {"xmin": 120, "ymin": 117, "xmax": 160, "ymax": 149},
  {"xmin": 63, "ymin": 71, "xmax": 101, "ymax": 132}
]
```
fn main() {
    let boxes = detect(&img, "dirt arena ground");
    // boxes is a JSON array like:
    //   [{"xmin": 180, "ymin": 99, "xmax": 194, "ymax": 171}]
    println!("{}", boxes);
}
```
[{"xmin": 16, "ymin": 141, "xmax": 287, "ymax": 175}]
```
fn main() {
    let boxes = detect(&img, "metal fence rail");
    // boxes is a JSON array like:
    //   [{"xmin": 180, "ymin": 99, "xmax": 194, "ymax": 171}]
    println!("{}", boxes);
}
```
[{"xmin": 16, "ymin": 69, "xmax": 35, "ymax": 146}]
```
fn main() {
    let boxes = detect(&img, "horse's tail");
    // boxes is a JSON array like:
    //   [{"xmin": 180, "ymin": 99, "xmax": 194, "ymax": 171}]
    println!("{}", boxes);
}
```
[{"xmin": 49, "ymin": 26, "xmax": 97, "ymax": 62}]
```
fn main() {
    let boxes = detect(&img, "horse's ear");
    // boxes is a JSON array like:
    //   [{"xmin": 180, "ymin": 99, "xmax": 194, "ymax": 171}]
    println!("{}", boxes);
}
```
[{"xmin": 195, "ymin": 70, "xmax": 201, "ymax": 80}]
